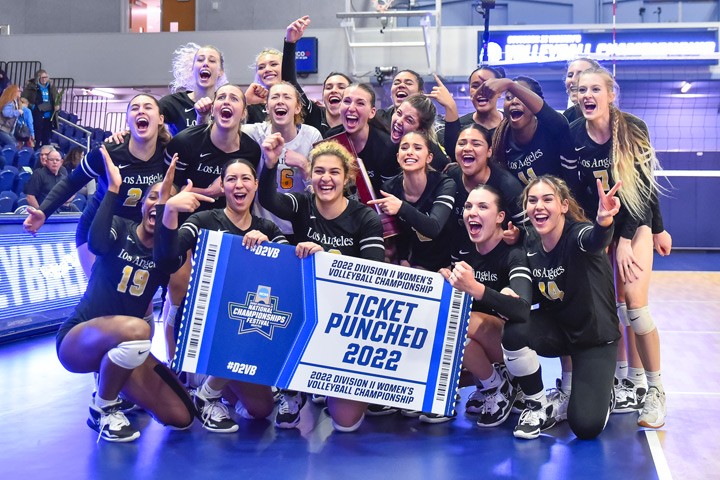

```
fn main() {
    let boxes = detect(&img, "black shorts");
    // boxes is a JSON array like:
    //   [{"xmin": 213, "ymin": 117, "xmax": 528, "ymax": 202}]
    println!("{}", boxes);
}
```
[{"xmin": 55, "ymin": 314, "xmax": 87, "ymax": 354}]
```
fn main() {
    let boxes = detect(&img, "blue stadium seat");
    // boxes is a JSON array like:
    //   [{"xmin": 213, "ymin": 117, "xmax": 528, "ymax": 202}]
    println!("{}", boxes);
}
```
[
  {"xmin": 72, "ymin": 193, "xmax": 87, "ymax": 212},
  {"xmin": 14, "ymin": 170, "xmax": 31, "ymax": 196},
  {"xmin": 0, "ymin": 196, "xmax": 14, "ymax": 213},
  {"xmin": 16, "ymin": 194, "xmax": 28, "ymax": 207},
  {"xmin": 14, "ymin": 147, "xmax": 33, "ymax": 169},
  {"xmin": 0, "ymin": 168, "xmax": 17, "ymax": 192},
  {"xmin": 2, "ymin": 146, "xmax": 16, "ymax": 168}
]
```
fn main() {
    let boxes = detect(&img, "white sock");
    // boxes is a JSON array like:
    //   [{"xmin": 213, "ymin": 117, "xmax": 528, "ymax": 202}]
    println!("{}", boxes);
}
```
[
  {"xmin": 198, "ymin": 382, "xmax": 223, "ymax": 400},
  {"xmin": 479, "ymin": 369, "xmax": 503, "ymax": 391},
  {"xmin": 94, "ymin": 394, "xmax": 119, "ymax": 409},
  {"xmin": 615, "ymin": 361, "xmax": 628, "ymax": 380},
  {"xmin": 561, "ymin": 371, "xmax": 572, "ymax": 395},
  {"xmin": 646, "ymin": 370, "xmax": 663, "ymax": 392},
  {"xmin": 628, "ymin": 367, "xmax": 647, "ymax": 386}
]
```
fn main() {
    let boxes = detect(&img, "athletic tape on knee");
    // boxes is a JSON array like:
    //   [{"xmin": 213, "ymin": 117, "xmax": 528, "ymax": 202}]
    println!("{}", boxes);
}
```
[
  {"xmin": 165, "ymin": 305, "xmax": 180, "ymax": 328},
  {"xmin": 107, "ymin": 339, "xmax": 152, "ymax": 370},
  {"xmin": 616, "ymin": 303, "xmax": 629, "ymax": 327},
  {"xmin": 627, "ymin": 306, "xmax": 655, "ymax": 335},
  {"xmin": 502, "ymin": 346, "xmax": 540, "ymax": 378}
]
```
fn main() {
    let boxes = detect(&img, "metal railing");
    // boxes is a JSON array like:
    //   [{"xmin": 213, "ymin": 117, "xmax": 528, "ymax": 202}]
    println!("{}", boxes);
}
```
[
  {"xmin": 70, "ymin": 94, "xmax": 108, "ymax": 130},
  {"xmin": 53, "ymin": 116, "xmax": 91, "ymax": 152},
  {"xmin": 0, "ymin": 61, "xmax": 42, "ymax": 90}
]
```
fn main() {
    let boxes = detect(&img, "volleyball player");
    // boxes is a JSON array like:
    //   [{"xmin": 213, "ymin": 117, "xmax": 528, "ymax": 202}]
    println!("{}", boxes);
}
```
[
  {"xmin": 502, "ymin": 176, "xmax": 621, "ymax": 440},
  {"xmin": 259, "ymin": 138, "xmax": 385, "ymax": 431},
  {"xmin": 161, "ymin": 83, "xmax": 261, "ymax": 362},
  {"xmin": 159, "ymin": 44, "xmax": 227, "ymax": 136},
  {"xmin": 24, "ymin": 94, "xmax": 169, "ymax": 277},
  {"xmin": 368, "ymin": 131, "xmax": 455, "ymax": 272},
  {"xmin": 320, "ymin": 72, "xmax": 353, "ymax": 135},
  {"xmin": 56, "ymin": 148, "xmax": 193, "ymax": 443},
  {"xmin": 324, "ymin": 83, "xmax": 397, "ymax": 195},
  {"xmin": 243, "ymin": 81, "xmax": 322, "ymax": 243},
  {"xmin": 437, "ymin": 66, "xmax": 506, "ymax": 158},
  {"xmin": 442, "ymin": 185, "xmax": 532, "ymax": 427},
  {"xmin": 484, "ymin": 76, "xmax": 571, "ymax": 185},
  {"xmin": 388, "ymin": 93, "xmax": 449, "ymax": 171},
  {"xmin": 566, "ymin": 67, "xmax": 667, "ymax": 428},
  {"xmin": 246, "ymin": 16, "xmax": 322, "ymax": 130},
  {"xmin": 375, "ymin": 69, "xmax": 425, "ymax": 128},
  {"xmin": 562, "ymin": 57, "xmax": 601, "ymax": 123},
  {"xmin": 155, "ymin": 158, "xmax": 287, "ymax": 433}
]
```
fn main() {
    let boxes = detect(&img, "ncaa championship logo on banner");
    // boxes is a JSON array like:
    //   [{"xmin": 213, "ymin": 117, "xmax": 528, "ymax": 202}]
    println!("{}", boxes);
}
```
[{"xmin": 228, "ymin": 285, "xmax": 292, "ymax": 339}]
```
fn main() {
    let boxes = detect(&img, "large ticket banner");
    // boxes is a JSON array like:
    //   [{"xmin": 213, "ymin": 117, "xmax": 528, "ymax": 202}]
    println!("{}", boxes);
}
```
[{"xmin": 174, "ymin": 230, "xmax": 472, "ymax": 416}]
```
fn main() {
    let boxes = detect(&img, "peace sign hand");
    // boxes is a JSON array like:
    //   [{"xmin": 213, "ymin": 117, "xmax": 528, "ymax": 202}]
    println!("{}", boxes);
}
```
[{"xmin": 596, "ymin": 179, "xmax": 621, "ymax": 227}]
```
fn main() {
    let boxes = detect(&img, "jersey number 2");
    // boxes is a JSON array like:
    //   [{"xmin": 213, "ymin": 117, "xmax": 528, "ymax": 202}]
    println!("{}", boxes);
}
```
[
  {"xmin": 122, "ymin": 188, "xmax": 143, "ymax": 208},
  {"xmin": 117, "ymin": 266, "xmax": 149, "ymax": 296}
]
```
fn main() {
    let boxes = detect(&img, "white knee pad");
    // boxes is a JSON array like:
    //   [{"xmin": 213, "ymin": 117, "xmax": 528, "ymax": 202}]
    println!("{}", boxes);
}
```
[
  {"xmin": 627, "ymin": 306, "xmax": 655, "ymax": 335},
  {"xmin": 332, "ymin": 414, "xmax": 364, "ymax": 433},
  {"xmin": 165, "ymin": 304, "xmax": 180, "ymax": 328},
  {"xmin": 107, "ymin": 339, "xmax": 152, "ymax": 370},
  {"xmin": 502, "ymin": 346, "xmax": 540, "ymax": 378},
  {"xmin": 617, "ymin": 303, "xmax": 629, "ymax": 327}
]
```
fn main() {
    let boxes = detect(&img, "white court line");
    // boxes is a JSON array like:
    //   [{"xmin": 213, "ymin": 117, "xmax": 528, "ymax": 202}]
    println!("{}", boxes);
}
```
[
  {"xmin": 665, "ymin": 391, "xmax": 720, "ymax": 396},
  {"xmin": 646, "ymin": 430, "xmax": 673, "ymax": 480}
]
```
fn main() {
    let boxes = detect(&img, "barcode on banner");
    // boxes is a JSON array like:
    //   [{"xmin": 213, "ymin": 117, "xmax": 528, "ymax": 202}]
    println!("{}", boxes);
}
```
[
  {"xmin": 435, "ymin": 288, "xmax": 464, "ymax": 403},
  {"xmin": 183, "ymin": 232, "xmax": 222, "ymax": 369}
]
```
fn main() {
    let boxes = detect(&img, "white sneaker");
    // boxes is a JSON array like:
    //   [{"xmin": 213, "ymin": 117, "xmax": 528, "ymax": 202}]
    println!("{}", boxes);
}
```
[
  {"xmin": 638, "ymin": 387, "xmax": 666, "ymax": 428},
  {"xmin": 546, "ymin": 379, "xmax": 570, "ymax": 422}
]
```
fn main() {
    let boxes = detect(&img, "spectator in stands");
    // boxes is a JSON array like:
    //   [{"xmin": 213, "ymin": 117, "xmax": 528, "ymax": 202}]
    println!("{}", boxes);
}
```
[
  {"xmin": 22, "ymin": 69, "xmax": 59, "ymax": 147},
  {"xmin": 24, "ymin": 148, "xmax": 78, "ymax": 212},
  {"xmin": 36, "ymin": 144, "xmax": 54, "ymax": 169},
  {"xmin": 0, "ymin": 84, "xmax": 22, "ymax": 148},
  {"xmin": 17, "ymin": 97, "xmax": 35, "ymax": 148}
]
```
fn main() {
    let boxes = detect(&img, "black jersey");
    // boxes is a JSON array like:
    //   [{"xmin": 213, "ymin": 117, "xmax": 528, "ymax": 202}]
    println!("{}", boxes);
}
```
[
  {"xmin": 258, "ymin": 165, "xmax": 385, "ymax": 261},
  {"xmin": 454, "ymin": 241, "xmax": 532, "ymax": 323},
  {"xmin": 524, "ymin": 219, "xmax": 620, "ymax": 346},
  {"xmin": 324, "ymin": 124, "xmax": 399, "ymax": 195},
  {"xmin": 154, "ymin": 206, "xmax": 288, "ymax": 270},
  {"xmin": 499, "ymin": 101, "xmax": 571, "ymax": 186},
  {"xmin": 158, "ymin": 91, "xmax": 197, "ymax": 136},
  {"xmin": 382, "ymin": 170, "xmax": 455, "ymax": 271},
  {"xmin": 165, "ymin": 124, "xmax": 261, "ymax": 211},
  {"xmin": 68, "ymin": 191, "xmax": 170, "ymax": 326},
  {"xmin": 562, "ymin": 104, "xmax": 582, "ymax": 124},
  {"xmin": 438, "ymin": 113, "xmax": 499, "ymax": 162},
  {"xmin": 40, "ymin": 138, "xmax": 166, "ymax": 223},
  {"xmin": 565, "ymin": 115, "xmax": 655, "ymax": 240}
]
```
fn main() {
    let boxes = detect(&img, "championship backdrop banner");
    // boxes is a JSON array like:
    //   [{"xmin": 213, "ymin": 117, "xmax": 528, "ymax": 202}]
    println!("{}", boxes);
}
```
[{"xmin": 174, "ymin": 230, "xmax": 472, "ymax": 416}]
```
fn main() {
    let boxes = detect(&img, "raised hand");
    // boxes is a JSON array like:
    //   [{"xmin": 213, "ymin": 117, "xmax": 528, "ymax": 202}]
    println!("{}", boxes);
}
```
[
  {"xmin": 596, "ymin": 179, "xmax": 621, "ymax": 226},
  {"xmin": 367, "ymin": 190, "xmax": 402, "ymax": 216},
  {"xmin": 245, "ymin": 83, "xmax": 268, "ymax": 105},
  {"xmin": 261, "ymin": 132, "xmax": 285, "ymax": 168},
  {"xmin": 286, "ymin": 15, "xmax": 310, "ymax": 43},
  {"xmin": 502, "ymin": 221, "xmax": 520, "ymax": 245},
  {"xmin": 100, "ymin": 144, "xmax": 122, "ymax": 193},
  {"xmin": 427, "ymin": 74, "xmax": 458, "ymax": 121},
  {"xmin": 160, "ymin": 154, "xmax": 179, "ymax": 203}
]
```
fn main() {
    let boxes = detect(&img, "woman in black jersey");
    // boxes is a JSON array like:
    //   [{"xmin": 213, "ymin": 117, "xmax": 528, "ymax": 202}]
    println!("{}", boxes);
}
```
[
  {"xmin": 246, "ymin": 16, "xmax": 322, "ymax": 130},
  {"xmin": 484, "ymin": 76, "xmax": 572, "ymax": 186},
  {"xmin": 442, "ymin": 185, "xmax": 532, "ymax": 428},
  {"xmin": 447, "ymin": 124, "xmax": 526, "ymax": 254},
  {"xmin": 155, "ymin": 158, "xmax": 287, "ymax": 434},
  {"xmin": 161, "ymin": 83, "xmax": 260, "ymax": 363},
  {"xmin": 24, "ymin": 94, "xmax": 170, "ymax": 276},
  {"xmin": 368, "ymin": 131, "xmax": 455, "ymax": 271},
  {"xmin": 388, "ymin": 93, "xmax": 449, "ymax": 171},
  {"xmin": 375, "ymin": 69, "xmax": 425, "ymax": 128},
  {"xmin": 562, "ymin": 57, "xmax": 601, "ymax": 124},
  {"xmin": 259, "ymin": 139, "xmax": 385, "ymax": 432},
  {"xmin": 56, "ymin": 149, "xmax": 193, "ymax": 443},
  {"xmin": 324, "ymin": 83, "xmax": 397, "ymax": 195},
  {"xmin": 504, "ymin": 175, "xmax": 622, "ymax": 440},
  {"xmin": 437, "ymin": 66, "xmax": 506, "ymax": 158},
  {"xmin": 567, "ymin": 67, "xmax": 668, "ymax": 429},
  {"xmin": 320, "ymin": 72, "xmax": 352, "ymax": 135},
  {"xmin": 159, "ymin": 43, "xmax": 227, "ymax": 136}
]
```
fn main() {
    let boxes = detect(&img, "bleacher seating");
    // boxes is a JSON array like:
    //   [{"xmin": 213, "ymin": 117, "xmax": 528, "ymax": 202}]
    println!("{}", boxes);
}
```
[
  {"xmin": 0, "ymin": 167, "xmax": 17, "ymax": 192},
  {"xmin": 14, "ymin": 170, "xmax": 31, "ymax": 196},
  {"xmin": 14, "ymin": 147, "xmax": 33, "ymax": 169},
  {"xmin": 0, "ymin": 190, "xmax": 18, "ymax": 213},
  {"xmin": 72, "ymin": 193, "xmax": 87, "ymax": 212},
  {"xmin": 2, "ymin": 146, "xmax": 16, "ymax": 168}
]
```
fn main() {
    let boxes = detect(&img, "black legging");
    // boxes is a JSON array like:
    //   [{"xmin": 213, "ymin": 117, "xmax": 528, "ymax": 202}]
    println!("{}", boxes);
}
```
[{"xmin": 503, "ymin": 312, "xmax": 617, "ymax": 440}]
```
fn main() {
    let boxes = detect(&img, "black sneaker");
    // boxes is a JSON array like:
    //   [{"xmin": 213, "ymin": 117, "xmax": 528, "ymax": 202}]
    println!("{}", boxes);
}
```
[
  {"xmin": 419, "ymin": 412, "xmax": 455, "ymax": 424},
  {"xmin": 92, "ymin": 392, "xmax": 138, "ymax": 414},
  {"xmin": 193, "ymin": 391, "xmax": 239, "ymax": 433},
  {"xmin": 275, "ymin": 391, "xmax": 307, "ymax": 428},
  {"xmin": 476, "ymin": 377, "xmax": 517, "ymax": 428},
  {"xmin": 88, "ymin": 401, "xmax": 141, "ymax": 443},
  {"xmin": 613, "ymin": 378, "xmax": 647, "ymax": 413},
  {"xmin": 366, "ymin": 404, "xmax": 399, "ymax": 416},
  {"xmin": 465, "ymin": 388, "xmax": 486, "ymax": 415},
  {"xmin": 513, "ymin": 399, "xmax": 557, "ymax": 440}
]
